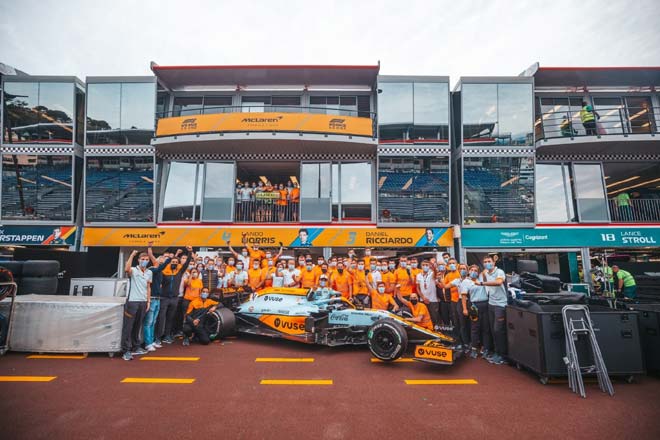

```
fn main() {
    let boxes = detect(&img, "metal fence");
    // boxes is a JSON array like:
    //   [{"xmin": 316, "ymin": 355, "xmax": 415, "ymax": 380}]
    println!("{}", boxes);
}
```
[
  {"xmin": 608, "ymin": 198, "xmax": 660, "ymax": 223},
  {"xmin": 235, "ymin": 200, "xmax": 299, "ymax": 223}
]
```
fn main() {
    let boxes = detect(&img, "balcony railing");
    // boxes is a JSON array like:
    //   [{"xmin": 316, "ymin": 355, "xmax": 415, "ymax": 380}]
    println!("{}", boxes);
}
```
[
  {"xmin": 608, "ymin": 198, "xmax": 660, "ymax": 223},
  {"xmin": 235, "ymin": 199, "xmax": 299, "ymax": 223},
  {"xmin": 157, "ymin": 105, "xmax": 374, "ymax": 120},
  {"xmin": 536, "ymin": 106, "xmax": 659, "ymax": 140}
]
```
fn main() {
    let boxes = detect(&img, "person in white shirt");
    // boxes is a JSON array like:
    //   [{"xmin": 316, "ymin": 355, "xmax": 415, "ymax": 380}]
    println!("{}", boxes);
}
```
[
  {"xmin": 450, "ymin": 263, "xmax": 472, "ymax": 352},
  {"xmin": 370, "ymin": 261, "xmax": 382, "ymax": 290},
  {"xmin": 227, "ymin": 241, "xmax": 251, "ymax": 268},
  {"xmin": 458, "ymin": 264, "xmax": 492, "ymax": 359},
  {"xmin": 416, "ymin": 260, "xmax": 439, "ymax": 329},
  {"xmin": 280, "ymin": 261, "xmax": 301, "ymax": 287},
  {"xmin": 482, "ymin": 256, "xmax": 508, "ymax": 365},
  {"xmin": 229, "ymin": 262, "xmax": 249, "ymax": 288}
]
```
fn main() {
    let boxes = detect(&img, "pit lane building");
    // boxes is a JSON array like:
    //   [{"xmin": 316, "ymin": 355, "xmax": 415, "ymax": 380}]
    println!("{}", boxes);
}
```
[{"xmin": 1, "ymin": 62, "xmax": 659, "ymax": 288}]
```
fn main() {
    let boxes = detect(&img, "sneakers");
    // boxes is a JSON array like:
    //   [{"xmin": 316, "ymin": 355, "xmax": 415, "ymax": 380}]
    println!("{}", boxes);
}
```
[
  {"xmin": 481, "ymin": 350, "xmax": 491, "ymax": 360},
  {"xmin": 183, "ymin": 337, "xmax": 190, "ymax": 346},
  {"xmin": 145, "ymin": 344, "xmax": 156, "ymax": 352},
  {"xmin": 153, "ymin": 341, "xmax": 163, "ymax": 349},
  {"xmin": 132, "ymin": 348, "xmax": 148, "ymax": 356},
  {"xmin": 173, "ymin": 331, "xmax": 184, "ymax": 339},
  {"xmin": 487, "ymin": 354, "xmax": 507, "ymax": 365},
  {"xmin": 162, "ymin": 337, "xmax": 174, "ymax": 344},
  {"xmin": 470, "ymin": 349, "xmax": 479, "ymax": 359},
  {"xmin": 122, "ymin": 351, "xmax": 133, "ymax": 361}
]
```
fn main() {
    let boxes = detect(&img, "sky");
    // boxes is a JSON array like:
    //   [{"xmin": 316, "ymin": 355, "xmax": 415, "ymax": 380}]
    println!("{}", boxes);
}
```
[{"xmin": 1, "ymin": 0, "xmax": 660, "ymax": 84}]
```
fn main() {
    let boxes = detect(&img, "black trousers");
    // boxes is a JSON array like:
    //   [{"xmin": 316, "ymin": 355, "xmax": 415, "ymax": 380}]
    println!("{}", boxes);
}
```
[
  {"xmin": 183, "ymin": 316, "xmax": 211, "ymax": 345},
  {"xmin": 488, "ymin": 304, "xmax": 507, "ymax": 356},
  {"xmin": 173, "ymin": 298, "xmax": 185, "ymax": 334},
  {"xmin": 470, "ymin": 301, "xmax": 492, "ymax": 351},
  {"xmin": 157, "ymin": 296, "xmax": 179, "ymax": 340},
  {"xmin": 583, "ymin": 120, "xmax": 597, "ymax": 135},
  {"xmin": 452, "ymin": 301, "xmax": 470, "ymax": 347},
  {"xmin": 426, "ymin": 302, "xmax": 440, "ymax": 327},
  {"xmin": 121, "ymin": 301, "xmax": 147, "ymax": 352},
  {"xmin": 439, "ymin": 300, "xmax": 452, "ymax": 326}
]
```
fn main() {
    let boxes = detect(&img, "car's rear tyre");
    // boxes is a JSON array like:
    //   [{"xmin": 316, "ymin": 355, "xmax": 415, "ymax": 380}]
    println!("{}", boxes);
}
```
[
  {"xmin": 367, "ymin": 319, "xmax": 408, "ymax": 361},
  {"xmin": 203, "ymin": 308, "xmax": 236, "ymax": 339}
]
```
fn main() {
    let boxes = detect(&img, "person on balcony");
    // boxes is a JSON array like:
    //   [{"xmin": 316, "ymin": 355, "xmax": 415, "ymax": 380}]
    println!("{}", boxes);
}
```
[
  {"xmin": 560, "ymin": 116, "xmax": 577, "ymax": 137},
  {"xmin": 615, "ymin": 192, "xmax": 633, "ymax": 221},
  {"xmin": 580, "ymin": 101, "xmax": 600, "ymax": 136},
  {"xmin": 276, "ymin": 183, "xmax": 289, "ymax": 222}
]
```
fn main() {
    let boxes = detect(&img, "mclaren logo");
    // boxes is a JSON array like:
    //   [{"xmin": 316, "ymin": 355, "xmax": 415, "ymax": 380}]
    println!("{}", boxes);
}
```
[
  {"xmin": 241, "ymin": 116, "xmax": 284, "ymax": 123},
  {"xmin": 181, "ymin": 118, "xmax": 197, "ymax": 130},
  {"xmin": 122, "ymin": 231, "xmax": 166, "ymax": 239},
  {"xmin": 329, "ymin": 118, "xmax": 346, "ymax": 130}
]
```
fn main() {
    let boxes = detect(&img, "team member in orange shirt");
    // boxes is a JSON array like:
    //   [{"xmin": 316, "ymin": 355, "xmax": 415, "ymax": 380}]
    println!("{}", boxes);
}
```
[
  {"xmin": 300, "ymin": 259, "xmax": 317, "ymax": 289},
  {"xmin": 371, "ymin": 281, "xmax": 399, "ymax": 311},
  {"xmin": 351, "ymin": 259, "xmax": 373, "ymax": 307},
  {"xmin": 314, "ymin": 263, "xmax": 331, "ymax": 285},
  {"xmin": 380, "ymin": 259, "xmax": 396, "ymax": 295},
  {"xmin": 409, "ymin": 257, "xmax": 422, "ymax": 294},
  {"xmin": 394, "ymin": 257, "xmax": 414, "ymax": 302},
  {"xmin": 248, "ymin": 259, "xmax": 266, "ymax": 292},
  {"xmin": 276, "ymin": 183, "xmax": 289, "ymax": 222},
  {"xmin": 396, "ymin": 291, "xmax": 433, "ymax": 330},
  {"xmin": 260, "ymin": 244, "xmax": 284, "ymax": 269},
  {"xmin": 438, "ymin": 258, "xmax": 463, "ymax": 343},
  {"xmin": 331, "ymin": 261, "xmax": 353, "ymax": 299},
  {"xmin": 313, "ymin": 256, "xmax": 326, "ymax": 278},
  {"xmin": 290, "ymin": 182, "xmax": 300, "ymax": 221},
  {"xmin": 363, "ymin": 248, "xmax": 374, "ymax": 268},
  {"xmin": 182, "ymin": 268, "xmax": 204, "ymax": 330}
]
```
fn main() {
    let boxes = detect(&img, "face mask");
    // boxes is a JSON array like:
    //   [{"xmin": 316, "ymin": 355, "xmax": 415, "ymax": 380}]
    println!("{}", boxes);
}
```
[
  {"xmin": 192, "ymin": 273, "xmax": 198, "ymax": 279},
  {"xmin": 410, "ymin": 299, "xmax": 419, "ymax": 305},
  {"xmin": 388, "ymin": 264, "xmax": 395, "ymax": 270},
  {"xmin": 411, "ymin": 263, "xmax": 418, "ymax": 269},
  {"xmin": 140, "ymin": 260, "xmax": 148, "ymax": 268},
  {"xmin": 400, "ymin": 262, "xmax": 407, "ymax": 269},
  {"xmin": 337, "ymin": 269, "xmax": 344, "ymax": 274},
  {"xmin": 330, "ymin": 262, "xmax": 336, "ymax": 267},
  {"xmin": 321, "ymin": 268, "xmax": 327, "ymax": 273},
  {"xmin": 378, "ymin": 287, "xmax": 385, "ymax": 294},
  {"xmin": 460, "ymin": 270, "xmax": 467, "ymax": 277},
  {"xmin": 197, "ymin": 265, "xmax": 204, "ymax": 271},
  {"xmin": 422, "ymin": 266, "xmax": 429, "ymax": 273},
  {"xmin": 320, "ymin": 281, "xmax": 327, "ymax": 287},
  {"xmin": 358, "ymin": 265, "xmax": 364, "ymax": 270},
  {"xmin": 201, "ymin": 292, "xmax": 209, "ymax": 299},
  {"xmin": 236, "ymin": 265, "xmax": 243, "ymax": 271},
  {"xmin": 470, "ymin": 271, "xmax": 478, "ymax": 279},
  {"xmin": 253, "ymin": 264, "xmax": 260, "ymax": 269},
  {"xmin": 228, "ymin": 261, "xmax": 235, "ymax": 266},
  {"xmin": 170, "ymin": 263, "xmax": 178, "ymax": 269},
  {"xmin": 438, "ymin": 265, "xmax": 446, "ymax": 272},
  {"xmin": 306, "ymin": 265, "xmax": 313, "ymax": 271},
  {"xmin": 266, "ymin": 254, "xmax": 272, "ymax": 259},
  {"xmin": 242, "ymin": 252, "xmax": 248, "ymax": 257},
  {"xmin": 351, "ymin": 265, "xmax": 357, "ymax": 270},
  {"xmin": 449, "ymin": 264, "xmax": 457, "ymax": 271},
  {"xmin": 298, "ymin": 260, "xmax": 305, "ymax": 266},
  {"xmin": 485, "ymin": 263, "xmax": 494, "ymax": 270},
  {"xmin": 365, "ymin": 251, "xmax": 371, "ymax": 256},
  {"xmin": 288, "ymin": 265, "xmax": 295, "ymax": 270},
  {"xmin": 317, "ymin": 261, "xmax": 323, "ymax": 266},
  {"xmin": 268, "ymin": 260, "xmax": 274, "ymax": 266}
]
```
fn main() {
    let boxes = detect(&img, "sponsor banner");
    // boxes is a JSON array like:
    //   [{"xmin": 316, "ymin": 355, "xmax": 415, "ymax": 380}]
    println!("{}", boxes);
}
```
[
  {"xmin": 82, "ymin": 226, "xmax": 453, "ymax": 248},
  {"xmin": 0, "ymin": 226, "xmax": 76, "ymax": 246},
  {"xmin": 255, "ymin": 191, "xmax": 281, "ymax": 200},
  {"xmin": 156, "ymin": 112, "xmax": 373, "ymax": 138},
  {"xmin": 415, "ymin": 344, "xmax": 453, "ymax": 363},
  {"xmin": 461, "ymin": 227, "xmax": 660, "ymax": 248},
  {"xmin": 259, "ymin": 315, "xmax": 307, "ymax": 335}
]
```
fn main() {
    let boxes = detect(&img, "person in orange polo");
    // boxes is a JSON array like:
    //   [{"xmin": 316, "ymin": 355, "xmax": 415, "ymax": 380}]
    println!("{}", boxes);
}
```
[
  {"xmin": 276, "ymin": 183, "xmax": 289, "ymax": 222},
  {"xmin": 290, "ymin": 182, "xmax": 300, "ymax": 221},
  {"xmin": 260, "ymin": 244, "xmax": 284, "ymax": 269},
  {"xmin": 183, "ymin": 288, "xmax": 219, "ymax": 346},
  {"xmin": 351, "ymin": 259, "xmax": 373, "ymax": 307},
  {"xmin": 409, "ymin": 257, "xmax": 422, "ymax": 294},
  {"xmin": 248, "ymin": 259, "xmax": 266, "ymax": 292},
  {"xmin": 394, "ymin": 257, "xmax": 414, "ymax": 304},
  {"xmin": 371, "ymin": 281, "xmax": 399, "ymax": 311},
  {"xmin": 331, "ymin": 261, "xmax": 353, "ymax": 300},
  {"xmin": 397, "ymin": 291, "xmax": 433, "ymax": 330},
  {"xmin": 380, "ymin": 259, "xmax": 396, "ymax": 295},
  {"xmin": 300, "ymin": 258, "xmax": 317, "ymax": 289},
  {"xmin": 439, "ymin": 258, "xmax": 462, "ymax": 342}
]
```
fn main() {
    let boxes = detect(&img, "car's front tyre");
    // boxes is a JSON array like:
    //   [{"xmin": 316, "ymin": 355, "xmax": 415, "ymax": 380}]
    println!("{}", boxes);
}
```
[{"xmin": 367, "ymin": 319, "xmax": 408, "ymax": 361}]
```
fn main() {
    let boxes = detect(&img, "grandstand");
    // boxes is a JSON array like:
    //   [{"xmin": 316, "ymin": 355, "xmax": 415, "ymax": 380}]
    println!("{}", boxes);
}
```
[
  {"xmin": 1, "ymin": 167, "xmax": 72, "ymax": 220},
  {"xmin": 85, "ymin": 169, "xmax": 153, "ymax": 222},
  {"xmin": 378, "ymin": 171, "xmax": 449, "ymax": 222},
  {"xmin": 463, "ymin": 168, "xmax": 534, "ymax": 223}
]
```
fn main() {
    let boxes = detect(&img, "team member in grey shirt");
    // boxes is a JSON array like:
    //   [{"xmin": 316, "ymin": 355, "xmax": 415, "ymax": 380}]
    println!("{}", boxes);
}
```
[
  {"xmin": 481, "ymin": 256, "xmax": 507, "ymax": 365},
  {"xmin": 459, "ymin": 264, "xmax": 492, "ymax": 359},
  {"xmin": 122, "ymin": 250, "xmax": 152, "ymax": 361}
]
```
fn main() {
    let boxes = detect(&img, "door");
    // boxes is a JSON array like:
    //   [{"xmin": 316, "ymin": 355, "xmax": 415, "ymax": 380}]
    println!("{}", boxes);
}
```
[
  {"xmin": 572, "ymin": 163, "xmax": 610, "ymax": 222},
  {"xmin": 300, "ymin": 162, "xmax": 331, "ymax": 222},
  {"xmin": 201, "ymin": 162, "xmax": 235, "ymax": 222}
]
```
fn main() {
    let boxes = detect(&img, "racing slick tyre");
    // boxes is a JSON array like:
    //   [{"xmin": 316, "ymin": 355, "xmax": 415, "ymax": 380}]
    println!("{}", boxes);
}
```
[
  {"xmin": 203, "ymin": 307, "xmax": 236, "ymax": 339},
  {"xmin": 367, "ymin": 319, "xmax": 408, "ymax": 361}
]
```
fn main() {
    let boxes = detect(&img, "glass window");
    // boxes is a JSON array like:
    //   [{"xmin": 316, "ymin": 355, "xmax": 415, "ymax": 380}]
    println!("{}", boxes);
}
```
[
  {"xmin": 329, "ymin": 162, "xmax": 373, "ymax": 221},
  {"xmin": 378, "ymin": 82, "xmax": 413, "ymax": 140},
  {"xmin": 162, "ymin": 162, "xmax": 199, "ymax": 222},
  {"xmin": 202, "ymin": 162, "xmax": 234, "ymax": 221},
  {"xmin": 75, "ymin": 89, "xmax": 85, "ymax": 146},
  {"xmin": 537, "ymin": 96, "xmax": 584, "ymax": 139},
  {"xmin": 3, "ymin": 82, "xmax": 74, "ymax": 144},
  {"xmin": 86, "ymin": 83, "xmax": 121, "ymax": 145},
  {"xmin": 120, "ymin": 82, "xmax": 155, "ymax": 145},
  {"xmin": 625, "ymin": 96, "xmax": 656, "ymax": 134},
  {"xmin": 462, "ymin": 83, "xmax": 533, "ymax": 146},
  {"xmin": 2, "ymin": 154, "xmax": 73, "ymax": 221},
  {"xmin": 156, "ymin": 92, "xmax": 169, "ymax": 118},
  {"xmin": 378, "ymin": 156, "xmax": 449, "ymax": 223},
  {"xmin": 592, "ymin": 97, "xmax": 625, "ymax": 135},
  {"xmin": 536, "ymin": 164, "xmax": 575, "ymax": 222},
  {"xmin": 202, "ymin": 96, "xmax": 233, "ymax": 115},
  {"xmin": 573, "ymin": 163, "xmax": 608, "ymax": 221},
  {"xmin": 412, "ymin": 82, "xmax": 450, "ymax": 141},
  {"xmin": 463, "ymin": 156, "xmax": 535, "ymax": 224},
  {"xmin": 173, "ymin": 97, "xmax": 203, "ymax": 116},
  {"xmin": 85, "ymin": 156, "xmax": 153, "ymax": 223}
]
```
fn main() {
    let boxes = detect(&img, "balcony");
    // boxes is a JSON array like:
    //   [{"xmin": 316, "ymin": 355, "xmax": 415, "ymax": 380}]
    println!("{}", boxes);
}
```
[
  {"xmin": 152, "ymin": 105, "xmax": 377, "ymax": 155},
  {"xmin": 535, "ymin": 105, "xmax": 659, "ymax": 156},
  {"xmin": 608, "ymin": 198, "xmax": 660, "ymax": 223}
]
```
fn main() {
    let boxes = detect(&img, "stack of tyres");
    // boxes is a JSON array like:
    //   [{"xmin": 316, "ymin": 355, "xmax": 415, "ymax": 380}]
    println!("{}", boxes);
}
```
[
  {"xmin": 628, "ymin": 304, "xmax": 660, "ymax": 374},
  {"xmin": 519, "ymin": 272, "xmax": 561, "ymax": 293},
  {"xmin": 20, "ymin": 261, "xmax": 59, "ymax": 295},
  {"xmin": 506, "ymin": 304, "xmax": 645, "ymax": 383}
]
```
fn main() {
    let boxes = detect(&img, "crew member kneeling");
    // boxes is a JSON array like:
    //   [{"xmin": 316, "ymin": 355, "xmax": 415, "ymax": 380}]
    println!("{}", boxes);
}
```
[
  {"xmin": 370, "ymin": 281, "xmax": 399, "ymax": 312},
  {"xmin": 397, "ymin": 291, "xmax": 433, "ymax": 330},
  {"xmin": 183, "ymin": 288, "xmax": 219, "ymax": 346}
]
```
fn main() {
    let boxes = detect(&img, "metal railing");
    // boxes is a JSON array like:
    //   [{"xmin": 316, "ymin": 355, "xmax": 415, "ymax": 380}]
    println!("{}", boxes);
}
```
[
  {"xmin": 608, "ymin": 198, "xmax": 660, "ymax": 223},
  {"xmin": 235, "ymin": 199, "xmax": 299, "ymax": 223},
  {"xmin": 537, "ymin": 105, "xmax": 659, "ymax": 140},
  {"xmin": 156, "ymin": 105, "xmax": 375, "ymax": 120}
]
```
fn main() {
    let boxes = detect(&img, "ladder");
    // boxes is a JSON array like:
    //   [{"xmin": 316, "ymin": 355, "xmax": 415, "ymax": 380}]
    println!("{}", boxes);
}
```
[{"xmin": 561, "ymin": 305, "xmax": 614, "ymax": 398}]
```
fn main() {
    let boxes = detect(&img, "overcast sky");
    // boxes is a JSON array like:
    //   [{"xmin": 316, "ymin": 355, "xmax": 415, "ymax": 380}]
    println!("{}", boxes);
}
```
[{"xmin": 1, "ymin": 0, "xmax": 659, "ymax": 84}]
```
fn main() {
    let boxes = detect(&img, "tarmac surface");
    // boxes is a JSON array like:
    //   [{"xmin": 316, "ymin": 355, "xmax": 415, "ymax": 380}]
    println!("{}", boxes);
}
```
[{"xmin": 1, "ymin": 335, "xmax": 659, "ymax": 440}]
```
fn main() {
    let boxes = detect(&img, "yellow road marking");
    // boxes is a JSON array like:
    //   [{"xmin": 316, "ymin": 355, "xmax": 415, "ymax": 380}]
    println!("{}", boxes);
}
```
[
  {"xmin": 0, "ymin": 376, "xmax": 57, "ymax": 382},
  {"xmin": 255, "ymin": 358, "xmax": 315, "ymax": 363},
  {"xmin": 121, "ymin": 377, "xmax": 196, "ymax": 384},
  {"xmin": 405, "ymin": 379, "xmax": 478, "ymax": 385},
  {"xmin": 371, "ymin": 358, "xmax": 415, "ymax": 363},
  {"xmin": 140, "ymin": 356, "xmax": 200, "ymax": 362},
  {"xmin": 27, "ymin": 354, "xmax": 87, "ymax": 359},
  {"xmin": 260, "ymin": 379, "xmax": 332, "ymax": 385}
]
